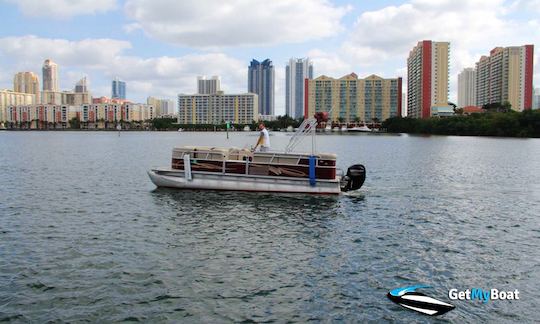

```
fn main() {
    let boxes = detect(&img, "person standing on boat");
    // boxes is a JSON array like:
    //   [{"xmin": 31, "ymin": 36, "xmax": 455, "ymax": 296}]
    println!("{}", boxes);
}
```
[{"xmin": 253, "ymin": 122, "xmax": 271, "ymax": 152}]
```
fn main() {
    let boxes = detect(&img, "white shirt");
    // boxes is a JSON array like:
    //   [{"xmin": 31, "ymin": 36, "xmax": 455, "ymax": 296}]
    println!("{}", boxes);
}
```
[{"xmin": 260, "ymin": 128, "xmax": 270, "ymax": 148}]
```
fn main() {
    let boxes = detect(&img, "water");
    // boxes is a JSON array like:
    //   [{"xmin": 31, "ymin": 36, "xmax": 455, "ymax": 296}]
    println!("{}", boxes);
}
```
[{"xmin": 1, "ymin": 131, "xmax": 539, "ymax": 323}]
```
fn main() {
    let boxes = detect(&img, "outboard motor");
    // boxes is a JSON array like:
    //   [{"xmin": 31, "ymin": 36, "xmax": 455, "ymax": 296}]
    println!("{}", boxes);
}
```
[{"xmin": 340, "ymin": 164, "xmax": 366, "ymax": 192}]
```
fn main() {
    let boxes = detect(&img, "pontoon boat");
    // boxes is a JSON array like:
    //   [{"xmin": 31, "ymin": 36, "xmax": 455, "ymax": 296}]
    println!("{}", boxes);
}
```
[{"xmin": 148, "ymin": 113, "xmax": 366, "ymax": 194}]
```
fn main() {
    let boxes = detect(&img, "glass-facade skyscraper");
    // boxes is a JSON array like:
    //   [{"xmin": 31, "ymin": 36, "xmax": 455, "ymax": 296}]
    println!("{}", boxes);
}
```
[
  {"xmin": 286, "ymin": 58, "xmax": 313, "ymax": 119},
  {"xmin": 248, "ymin": 59, "xmax": 274, "ymax": 116},
  {"xmin": 42, "ymin": 59, "xmax": 58, "ymax": 92},
  {"xmin": 112, "ymin": 77, "xmax": 126, "ymax": 100}
]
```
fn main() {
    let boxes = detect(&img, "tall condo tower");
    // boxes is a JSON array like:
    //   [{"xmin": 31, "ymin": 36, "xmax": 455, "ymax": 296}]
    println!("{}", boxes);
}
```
[
  {"xmin": 197, "ymin": 76, "xmax": 221, "ymax": 94},
  {"xmin": 248, "ymin": 59, "xmax": 274, "ymax": 116},
  {"xmin": 75, "ymin": 77, "xmax": 88, "ymax": 93},
  {"xmin": 112, "ymin": 77, "xmax": 126, "ymax": 99},
  {"xmin": 14, "ymin": 71, "xmax": 40, "ymax": 103},
  {"xmin": 42, "ymin": 59, "xmax": 59, "ymax": 92},
  {"xmin": 475, "ymin": 45, "xmax": 534, "ymax": 111},
  {"xmin": 407, "ymin": 40, "xmax": 450, "ymax": 118},
  {"xmin": 458, "ymin": 68, "xmax": 477, "ymax": 107},
  {"xmin": 286, "ymin": 58, "xmax": 313, "ymax": 119}
]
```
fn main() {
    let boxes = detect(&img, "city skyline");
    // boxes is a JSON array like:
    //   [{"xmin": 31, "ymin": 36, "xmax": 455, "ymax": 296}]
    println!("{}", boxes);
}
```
[{"xmin": 0, "ymin": 1, "xmax": 540, "ymax": 115}]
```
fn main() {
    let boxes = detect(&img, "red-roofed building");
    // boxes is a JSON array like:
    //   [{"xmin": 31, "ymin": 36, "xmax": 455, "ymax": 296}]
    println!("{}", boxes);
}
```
[{"xmin": 462, "ymin": 106, "xmax": 485, "ymax": 115}]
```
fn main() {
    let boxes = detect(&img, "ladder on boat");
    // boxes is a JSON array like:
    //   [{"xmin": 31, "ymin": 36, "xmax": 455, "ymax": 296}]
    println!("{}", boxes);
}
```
[{"xmin": 284, "ymin": 118, "xmax": 317, "ymax": 154}]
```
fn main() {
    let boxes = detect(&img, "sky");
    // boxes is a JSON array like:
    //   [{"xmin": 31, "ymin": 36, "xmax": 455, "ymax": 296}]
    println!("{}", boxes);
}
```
[{"xmin": 0, "ymin": 0, "xmax": 539, "ymax": 115}]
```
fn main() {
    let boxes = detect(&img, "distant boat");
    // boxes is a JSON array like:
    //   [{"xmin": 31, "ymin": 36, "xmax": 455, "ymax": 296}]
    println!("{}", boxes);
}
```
[
  {"xmin": 178, "ymin": 128, "xmax": 184, "ymax": 132},
  {"xmin": 325, "ymin": 124, "xmax": 332, "ymax": 132},
  {"xmin": 340, "ymin": 125, "xmax": 348, "ymax": 132},
  {"xmin": 116, "ymin": 124, "xmax": 122, "ymax": 131},
  {"xmin": 243, "ymin": 125, "xmax": 251, "ymax": 131},
  {"xmin": 0, "ymin": 122, "xmax": 6, "ymax": 130},
  {"xmin": 286, "ymin": 125, "xmax": 294, "ymax": 132},
  {"xmin": 332, "ymin": 126, "xmax": 340, "ymax": 132},
  {"xmin": 349, "ymin": 125, "xmax": 371, "ymax": 132}
]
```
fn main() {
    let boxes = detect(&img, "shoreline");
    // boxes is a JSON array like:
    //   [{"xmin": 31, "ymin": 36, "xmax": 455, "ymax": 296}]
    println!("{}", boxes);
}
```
[{"xmin": 2, "ymin": 128, "xmax": 539, "ymax": 138}]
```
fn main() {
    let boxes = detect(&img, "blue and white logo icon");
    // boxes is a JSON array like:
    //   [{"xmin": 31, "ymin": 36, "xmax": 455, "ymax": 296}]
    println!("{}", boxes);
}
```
[{"xmin": 387, "ymin": 285, "xmax": 455, "ymax": 316}]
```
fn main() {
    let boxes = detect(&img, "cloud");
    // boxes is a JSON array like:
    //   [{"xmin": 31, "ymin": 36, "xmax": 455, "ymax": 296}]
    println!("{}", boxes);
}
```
[
  {"xmin": 5, "ymin": 0, "xmax": 117, "ymax": 18},
  {"xmin": 0, "ymin": 35, "xmax": 246, "ymax": 101},
  {"xmin": 307, "ymin": 49, "xmax": 353, "ymax": 77},
  {"xmin": 124, "ymin": 0, "xmax": 351, "ymax": 48},
  {"xmin": 0, "ymin": 35, "xmax": 131, "ymax": 69},
  {"xmin": 350, "ymin": 0, "xmax": 511, "ymax": 57},
  {"xmin": 108, "ymin": 53, "xmax": 247, "ymax": 98},
  {"xmin": 308, "ymin": 0, "xmax": 540, "ymax": 102}
]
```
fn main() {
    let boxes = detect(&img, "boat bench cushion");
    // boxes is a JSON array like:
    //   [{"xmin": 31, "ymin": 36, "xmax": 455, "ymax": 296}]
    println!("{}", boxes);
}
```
[{"xmin": 172, "ymin": 146, "xmax": 228, "ymax": 161}]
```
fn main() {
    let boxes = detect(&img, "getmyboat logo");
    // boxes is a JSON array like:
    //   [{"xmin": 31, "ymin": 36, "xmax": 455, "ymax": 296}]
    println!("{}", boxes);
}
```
[
  {"xmin": 387, "ymin": 285, "xmax": 455, "ymax": 316},
  {"xmin": 449, "ymin": 288, "xmax": 520, "ymax": 303},
  {"xmin": 388, "ymin": 285, "xmax": 521, "ymax": 316}
]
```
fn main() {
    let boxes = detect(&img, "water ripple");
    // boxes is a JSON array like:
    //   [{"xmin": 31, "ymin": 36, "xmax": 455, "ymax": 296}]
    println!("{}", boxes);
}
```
[{"xmin": 0, "ymin": 132, "xmax": 539, "ymax": 322}]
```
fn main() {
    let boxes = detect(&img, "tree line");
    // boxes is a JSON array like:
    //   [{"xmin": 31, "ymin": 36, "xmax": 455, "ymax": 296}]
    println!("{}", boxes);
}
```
[
  {"xmin": 152, "ymin": 115, "xmax": 303, "ymax": 131},
  {"xmin": 382, "ymin": 109, "xmax": 540, "ymax": 137}
]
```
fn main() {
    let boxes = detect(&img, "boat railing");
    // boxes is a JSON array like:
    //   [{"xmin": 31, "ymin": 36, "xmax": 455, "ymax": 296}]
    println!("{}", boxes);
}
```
[
  {"xmin": 284, "ymin": 118, "xmax": 317, "ymax": 154},
  {"xmin": 171, "ymin": 147, "xmax": 337, "ymax": 180}
]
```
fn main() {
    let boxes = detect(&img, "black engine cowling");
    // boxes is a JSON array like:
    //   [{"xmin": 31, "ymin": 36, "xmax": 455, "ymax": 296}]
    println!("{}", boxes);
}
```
[{"xmin": 340, "ymin": 164, "xmax": 366, "ymax": 192}]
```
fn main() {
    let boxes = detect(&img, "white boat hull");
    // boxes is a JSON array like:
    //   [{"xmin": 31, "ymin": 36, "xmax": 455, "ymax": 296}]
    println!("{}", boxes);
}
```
[{"xmin": 148, "ymin": 168, "xmax": 341, "ymax": 194}]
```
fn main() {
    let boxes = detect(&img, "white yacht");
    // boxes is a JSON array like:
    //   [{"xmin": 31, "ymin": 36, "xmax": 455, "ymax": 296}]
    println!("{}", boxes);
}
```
[{"xmin": 348, "ymin": 125, "xmax": 371, "ymax": 132}]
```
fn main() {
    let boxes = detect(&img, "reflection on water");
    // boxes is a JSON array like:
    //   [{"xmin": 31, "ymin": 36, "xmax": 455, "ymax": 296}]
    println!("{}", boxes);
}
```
[{"xmin": 151, "ymin": 188, "xmax": 341, "ymax": 216}]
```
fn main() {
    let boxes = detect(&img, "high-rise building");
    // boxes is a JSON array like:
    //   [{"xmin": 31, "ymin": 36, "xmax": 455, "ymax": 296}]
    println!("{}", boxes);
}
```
[
  {"xmin": 407, "ymin": 40, "xmax": 450, "ymax": 118},
  {"xmin": 75, "ymin": 77, "xmax": 88, "ymax": 93},
  {"xmin": 147, "ymin": 96, "xmax": 160, "ymax": 114},
  {"xmin": 475, "ymin": 45, "xmax": 534, "ymax": 111},
  {"xmin": 1, "ymin": 89, "xmax": 35, "ymax": 123},
  {"xmin": 161, "ymin": 99, "xmax": 176, "ymax": 116},
  {"xmin": 458, "ymin": 68, "xmax": 476, "ymax": 107},
  {"xmin": 305, "ymin": 73, "xmax": 402, "ymax": 122},
  {"xmin": 197, "ymin": 76, "xmax": 221, "ymax": 94},
  {"xmin": 5, "ymin": 103, "xmax": 156, "ymax": 129},
  {"xmin": 401, "ymin": 92, "xmax": 407, "ymax": 117},
  {"xmin": 112, "ymin": 77, "xmax": 126, "ymax": 100},
  {"xmin": 147, "ymin": 97, "xmax": 177, "ymax": 116},
  {"xmin": 534, "ymin": 88, "xmax": 540, "ymax": 110},
  {"xmin": 178, "ymin": 92, "xmax": 258, "ymax": 124},
  {"xmin": 14, "ymin": 72, "xmax": 40, "ymax": 104},
  {"xmin": 42, "ymin": 59, "xmax": 59, "ymax": 92},
  {"xmin": 248, "ymin": 59, "xmax": 274, "ymax": 116},
  {"xmin": 286, "ymin": 58, "xmax": 313, "ymax": 119},
  {"xmin": 40, "ymin": 90, "xmax": 91, "ymax": 106}
]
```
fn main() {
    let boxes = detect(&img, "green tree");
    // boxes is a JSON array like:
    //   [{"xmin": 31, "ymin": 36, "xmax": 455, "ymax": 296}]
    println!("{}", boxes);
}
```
[
  {"xmin": 68, "ymin": 117, "xmax": 80, "ymax": 129},
  {"xmin": 381, "ymin": 110, "xmax": 540, "ymax": 138}
]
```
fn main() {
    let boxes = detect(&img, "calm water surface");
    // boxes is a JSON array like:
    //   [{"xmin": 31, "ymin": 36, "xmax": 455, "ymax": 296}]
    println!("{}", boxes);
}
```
[{"xmin": 1, "ymin": 131, "xmax": 539, "ymax": 323}]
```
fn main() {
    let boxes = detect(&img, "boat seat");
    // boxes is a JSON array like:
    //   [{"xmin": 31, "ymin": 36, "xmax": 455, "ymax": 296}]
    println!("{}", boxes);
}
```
[
  {"xmin": 228, "ymin": 147, "xmax": 251, "ymax": 161},
  {"xmin": 172, "ymin": 146, "xmax": 228, "ymax": 161},
  {"xmin": 317, "ymin": 153, "xmax": 337, "ymax": 160}
]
